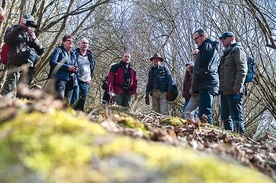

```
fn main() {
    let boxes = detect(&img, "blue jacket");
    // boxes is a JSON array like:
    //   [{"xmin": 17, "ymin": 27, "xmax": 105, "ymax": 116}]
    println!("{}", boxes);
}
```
[
  {"xmin": 75, "ymin": 48, "xmax": 95, "ymax": 79},
  {"xmin": 192, "ymin": 39, "xmax": 219, "ymax": 94},
  {"xmin": 49, "ymin": 46, "xmax": 78, "ymax": 87},
  {"xmin": 146, "ymin": 65, "xmax": 173, "ymax": 96}
]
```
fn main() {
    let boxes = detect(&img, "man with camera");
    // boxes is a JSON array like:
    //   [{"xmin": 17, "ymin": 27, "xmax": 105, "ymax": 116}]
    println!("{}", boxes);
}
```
[{"xmin": 1, "ymin": 14, "xmax": 44, "ymax": 97}]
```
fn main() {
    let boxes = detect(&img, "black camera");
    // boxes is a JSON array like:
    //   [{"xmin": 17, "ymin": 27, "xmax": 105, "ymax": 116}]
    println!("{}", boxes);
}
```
[{"xmin": 25, "ymin": 20, "xmax": 37, "ymax": 28}]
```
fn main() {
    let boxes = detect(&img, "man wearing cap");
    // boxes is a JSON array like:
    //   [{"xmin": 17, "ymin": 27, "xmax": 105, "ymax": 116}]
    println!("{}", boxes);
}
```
[
  {"xmin": 145, "ymin": 53, "xmax": 173, "ymax": 115},
  {"xmin": 2, "ymin": 14, "xmax": 44, "ymax": 97},
  {"xmin": 191, "ymin": 29, "xmax": 219, "ymax": 124},
  {"xmin": 218, "ymin": 31, "xmax": 247, "ymax": 135}
]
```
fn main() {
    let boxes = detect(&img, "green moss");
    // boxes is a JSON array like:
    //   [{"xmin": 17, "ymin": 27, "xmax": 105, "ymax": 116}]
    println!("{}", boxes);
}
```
[
  {"xmin": 161, "ymin": 116, "xmax": 186, "ymax": 126},
  {"xmin": 0, "ymin": 110, "xmax": 273, "ymax": 183},
  {"xmin": 0, "ymin": 111, "xmax": 107, "ymax": 182},
  {"xmin": 117, "ymin": 116, "xmax": 149, "ymax": 132},
  {"xmin": 92, "ymin": 136, "xmax": 273, "ymax": 183}
]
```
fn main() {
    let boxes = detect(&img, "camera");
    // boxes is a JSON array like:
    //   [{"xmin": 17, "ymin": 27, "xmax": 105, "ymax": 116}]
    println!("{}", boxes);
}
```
[{"xmin": 25, "ymin": 20, "xmax": 37, "ymax": 28}]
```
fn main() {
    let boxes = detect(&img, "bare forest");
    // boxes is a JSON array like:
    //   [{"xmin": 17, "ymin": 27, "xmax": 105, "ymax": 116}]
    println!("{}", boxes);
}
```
[{"xmin": 0, "ymin": 0, "xmax": 275, "ymax": 138}]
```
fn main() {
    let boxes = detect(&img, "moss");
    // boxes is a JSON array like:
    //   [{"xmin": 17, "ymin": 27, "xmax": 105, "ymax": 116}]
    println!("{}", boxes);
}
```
[
  {"xmin": 0, "ymin": 110, "xmax": 273, "ymax": 183},
  {"xmin": 92, "ymin": 136, "xmax": 273, "ymax": 183},
  {"xmin": 161, "ymin": 116, "xmax": 186, "ymax": 126},
  {"xmin": 117, "ymin": 116, "xmax": 149, "ymax": 132},
  {"xmin": 0, "ymin": 111, "xmax": 107, "ymax": 182}
]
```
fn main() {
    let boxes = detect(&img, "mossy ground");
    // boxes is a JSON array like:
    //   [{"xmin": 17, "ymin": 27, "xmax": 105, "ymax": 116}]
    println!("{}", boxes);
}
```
[{"xmin": 0, "ymin": 110, "xmax": 273, "ymax": 183}]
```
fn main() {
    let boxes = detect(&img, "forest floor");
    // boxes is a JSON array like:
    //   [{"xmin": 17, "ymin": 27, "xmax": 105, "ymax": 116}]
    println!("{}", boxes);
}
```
[{"xmin": 94, "ymin": 109, "xmax": 276, "ymax": 181}]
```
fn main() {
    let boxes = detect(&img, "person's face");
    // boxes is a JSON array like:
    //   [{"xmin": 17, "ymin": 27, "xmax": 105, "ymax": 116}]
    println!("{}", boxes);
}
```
[
  {"xmin": 152, "ymin": 57, "xmax": 161, "ymax": 67},
  {"xmin": 193, "ymin": 33, "xmax": 205, "ymax": 47},
  {"xmin": 122, "ymin": 53, "xmax": 131, "ymax": 64},
  {"xmin": 63, "ymin": 38, "xmax": 74, "ymax": 51},
  {"xmin": 78, "ymin": 38, "xmax": 89, "ymax": 51},
  {"xmin": 186, "ymin": 64, "xmax": 192, "ymax": 72},
  {"xmin": 220, "ymin": 37, "xmax": 233, "ymax": 48}
]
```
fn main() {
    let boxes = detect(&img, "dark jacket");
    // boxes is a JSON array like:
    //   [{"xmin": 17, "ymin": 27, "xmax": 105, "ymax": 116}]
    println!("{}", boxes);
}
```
[
  {"xmin": 192, "ymin": 39, "xmax": 219, "ymax": 94},
  {"xmin": 182, "ymin": 71, "xmax": 192, "ymax": 101},
  {"xmin": 75, "ymin": 48, "xmax": 95, "ymax": 80},
  {"xmin": 4, "ymin": 25, "xmax": 44, "ymax": 66},
  {"xmin": 219, "ymin": 42, "xmax": 247, "ymax": 94},
  {"xmin": 146, "ymin": 65, "xmax": 173, "ymax": 97},
  {"xmin": 107, "ymin": 61, "xmax": 138, "ymax": 95},
  {"xmin": 49, "ymin": 46, "xmax": 78, "ymax": 88}
]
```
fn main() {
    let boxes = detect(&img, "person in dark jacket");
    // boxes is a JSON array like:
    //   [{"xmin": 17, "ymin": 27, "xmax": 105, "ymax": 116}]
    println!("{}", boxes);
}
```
[
  {"xmin": 70, "ymin": 37, "xmax": 95, "ymax": 111},
  {"xmin": 1, "ymin": 14, "xmax": 44, "ymax": 97},
  {"xmin": 107, "ymin": 52, "xmax": 138, "ymax": 107},
  {"xmin": 218, "ymin": 32, "xmax": 247, "ymax": 135},
  {"xmin": 102, "ymin": 63, "xmax": 116, "ymax": 104},
  {"xmin": 49, "ymin": 34, "xmax": 78, "ymax": 103},
  {"xmin": 184, "ymin": 49, "xmax": 199, "ymax": 120},
  {"xmin": 182, "ymin": 61, "xmax": 194, "ymax": 112},
  {"xmin": 145, "ymin": 53, "xmax": 173, "ymax": 115},
  {"xmin": 191, "ymin": 29, "xmax": 219, "ymax": 124}
]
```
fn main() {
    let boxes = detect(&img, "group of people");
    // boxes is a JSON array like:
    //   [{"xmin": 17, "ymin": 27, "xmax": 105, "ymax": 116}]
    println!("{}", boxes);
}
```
[
  {"xmin": 0, "ymin": 13, "xmax": 95, "ymax": 112},
  {"xmin": 181, "ymin": 29, "xmax": 247, "ymax": 135},
  {"xmin": 0, "ymin": 12, "xmax": 247, "ymax": 135}
]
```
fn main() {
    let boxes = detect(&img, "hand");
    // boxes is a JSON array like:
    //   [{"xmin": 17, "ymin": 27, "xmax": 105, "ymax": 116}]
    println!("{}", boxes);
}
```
[
  {"xmin": 109, "ymin": 92, "xmax": 116, "ymax": 103},
  {"xmin": 109, "ymin": 92, "xmax": 116, "ymax": 98},
  {"xmin": 145, "ymin": 96, "xmax": 149, "ymax": 105},
  {"xmin": 166, "ymin": 91, "xmax": 172, "ymax": 101},
  {"xmin": 233, "ymin": 93, "xmax": 242, "ymax": 101},
  {"xmin": 27, "ymin": 29, "xmax": 37, "ymax": 41},
  {"xmin": 68, "ymin": 65, "xmax": 77, "ymax": 72}
]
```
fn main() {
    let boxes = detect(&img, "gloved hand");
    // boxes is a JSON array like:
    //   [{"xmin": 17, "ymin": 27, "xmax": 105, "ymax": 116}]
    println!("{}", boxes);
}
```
[
  {"xmin": 166, "ymin": 91, "xmax": 172, "ymax": 101},
  {"xmin": 233, "ymin": 93, "xmax": 242, "ymax": 101},
  {"xmin": 145, "ymin": 96, "xmax": 150, "ymax": 105}
]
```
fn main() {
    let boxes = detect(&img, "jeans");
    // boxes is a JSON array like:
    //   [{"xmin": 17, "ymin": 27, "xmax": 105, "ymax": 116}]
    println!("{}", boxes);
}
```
[
  {"xmin": 182, "ymin": 100, "xmax": 189, "ymax": 118},
  {"xmin": 183, "ymin": 95, "xmax": 199, "ymax": 119},
  {"xmin": 55, "ymin": 80, "xmax": 74, "ymax": 104},
  {"xmin": 74, "ymin": 81, "xmax": 90, "ymax": 111},
  {"xmin": 198, "ymin": 89, "xmax": 214, "ymax": 124},
  {"xmin": 152, "ymin": 90, "xmax": 168, "ymax": 115},
  {"xmin": 71, "ymin": 86, "xmax": 79, "ymax": 105},
  {"xmin": 221, "ymin": 94, "xmax": 245, "ymax": 134},
  {"xmin": 115, "ymin": 93, "xmax": 131, "ymax": 107}
]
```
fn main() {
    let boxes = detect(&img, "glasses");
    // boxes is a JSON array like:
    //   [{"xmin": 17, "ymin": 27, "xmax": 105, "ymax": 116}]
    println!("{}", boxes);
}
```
[
  {"xmin": 193, "ymin": 35, "xmax": 203, "ymax": 41},
  {"xmin": 66, "ymin": 40, "xmax": 74, "ymax": 43}
]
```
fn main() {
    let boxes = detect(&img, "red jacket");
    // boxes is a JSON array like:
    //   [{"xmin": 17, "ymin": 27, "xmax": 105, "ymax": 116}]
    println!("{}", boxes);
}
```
[{"xmin": 107, "ymin": 62, "xmax": 138, "ymax": 95}]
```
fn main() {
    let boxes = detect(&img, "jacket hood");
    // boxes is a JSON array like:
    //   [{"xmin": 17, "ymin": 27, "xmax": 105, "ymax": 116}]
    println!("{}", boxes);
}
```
[
  {"xmin": 198, "ymin": 38, "xmax": 219, "ymax": 50},
  {"xmin": 207, "ymin": 39, "xmax": 219, "ymax": 50}
]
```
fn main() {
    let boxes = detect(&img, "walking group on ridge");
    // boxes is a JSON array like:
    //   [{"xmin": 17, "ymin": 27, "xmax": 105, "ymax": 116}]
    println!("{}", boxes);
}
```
[{"xmin": 0, "ymin": 10, "xmax": 249, "ymax": 135}]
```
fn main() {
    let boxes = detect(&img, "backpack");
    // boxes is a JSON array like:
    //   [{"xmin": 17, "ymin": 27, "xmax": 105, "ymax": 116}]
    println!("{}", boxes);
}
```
[
  {"xmin": 170, "ymin": 80, "xmax": 179, "ymax": 101},
  {"xmin": 231, "ymin": 46, "xmax": 256, "ymax": 83},
  {"xmin": 1, "ymin": 43, "xmax": 9, "ymax": 65}
]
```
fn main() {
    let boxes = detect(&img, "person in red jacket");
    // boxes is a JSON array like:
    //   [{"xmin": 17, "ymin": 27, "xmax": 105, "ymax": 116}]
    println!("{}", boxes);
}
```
[{"xmin": 107, "ymin": 52, "xmax": 138, "ymax": 107}]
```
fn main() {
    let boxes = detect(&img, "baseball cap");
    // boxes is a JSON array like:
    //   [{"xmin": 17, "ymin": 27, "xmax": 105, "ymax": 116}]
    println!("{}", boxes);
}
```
[
  {"xmin": 219, "ymin": 32, "xmax": 235, "ymax": 39},
  {"xmin": 23, "ymin": 14, "xmax": 36, "ymax": 23}
]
